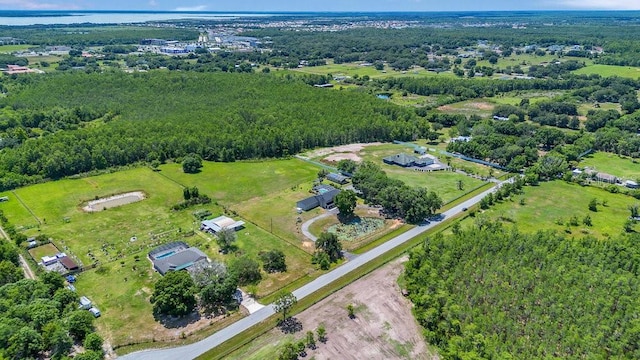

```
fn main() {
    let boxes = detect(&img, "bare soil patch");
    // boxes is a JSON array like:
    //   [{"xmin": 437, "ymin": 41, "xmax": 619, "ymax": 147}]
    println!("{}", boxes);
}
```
[
  {"xmin": 305, "ymin": 142, "xmax": 382, "ymax": 159},
  {"xmin": 468, "ymin": 101, "xmax": 494, "ymax": 110},
  {"xmin": 263, "ymin": 257, "xmax": 436, "ymax": 360},
  {"xmin": 323, "ymin": 152, "xmax": 362, "ymax": 163},
  {"xmin": 82, "ymin": 191, "xmax": 145, "ymax": 212}
]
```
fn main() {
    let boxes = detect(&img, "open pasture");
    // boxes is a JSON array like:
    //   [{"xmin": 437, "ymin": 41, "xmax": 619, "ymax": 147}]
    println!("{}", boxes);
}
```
[
  {"xmin": 573, "ymin": 64, "xmax": 640, "ymax": 79},
  {"xmin": 579, "ymin": 152, "xmax": 640, "ymax": 180},
  {"xmin": 158, "ymin": 159, "xmax": 319, "ymax": 205},
  {"xmin": 0, "ymin": 159, "xmax": 325, "ymax": 348},
  {"xmin": 0, "ymin": 44, "xmax": 32, "ymax": 53},
  {"xmin": 459, "ymin": 180, "xmax": 638, "ymax": 239}
]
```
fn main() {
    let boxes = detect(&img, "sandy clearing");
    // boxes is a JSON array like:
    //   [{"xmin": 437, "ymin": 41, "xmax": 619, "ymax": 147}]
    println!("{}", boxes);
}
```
[
  {"xmin": 299, "ymin": 256, "xmax": 435, "ymax": 360},
  {"xmin": 82, "ymin": 191, "xmax": 145, "ymax": 212},
  {"xmin": 323, "ymin": 153, "xmax": 362, "ymax": 163},
  {"xmin": 261, "ymin": 257, "xmax": 437, "ymax": 360},
  {"xmin": 305, "ymin": 142, "xmax": 382, "ymax": 159}
]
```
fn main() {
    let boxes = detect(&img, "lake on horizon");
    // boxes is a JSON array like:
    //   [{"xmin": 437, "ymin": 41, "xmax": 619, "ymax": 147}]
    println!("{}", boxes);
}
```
[{"xmin": 0, "ymin": 11, "xmax": 278, "ymax": 26}]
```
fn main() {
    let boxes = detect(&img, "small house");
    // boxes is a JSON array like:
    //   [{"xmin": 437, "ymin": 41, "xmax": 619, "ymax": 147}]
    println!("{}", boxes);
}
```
[
  {"xmin": 59, "ymin": 257, "xmax": 79, "ymax": 272},
  {"xmin": 148, "ymin": 242, "xmax": 210, "ymax": 276},
  {"xmin": 79, "ymin": 296, "xmax": 92, "ymax": 310},
  {"xmin": 41, "ymin": 256, "xmax": 58, "ymax": 266},
  {"xmin": 296, "ymin": 185, "xmax": 341, "ymax": 211},
  {"xmin": 451, "ymin": 136, "xmax": 472, "ymax": 143}
]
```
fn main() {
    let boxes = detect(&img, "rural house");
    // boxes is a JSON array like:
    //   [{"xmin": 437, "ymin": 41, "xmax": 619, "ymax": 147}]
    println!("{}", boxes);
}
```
[
  {"xmin": 296, "ymin": 184, "xmax": 341, "ymax": 211},
  {"xmin": 383, "ymin": 153, "xmax": 434, "ymax": 168},
  {"xmin": 148, "ymin": 242, "xmax": 209, "ymax": 276}
]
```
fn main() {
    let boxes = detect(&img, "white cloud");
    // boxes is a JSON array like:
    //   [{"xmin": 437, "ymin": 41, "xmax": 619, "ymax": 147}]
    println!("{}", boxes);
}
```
[
  {"xmin": 173, "ymin": 5, "xmax": 207, "ymax": 11},
  {"xmin": 555, "ymin": 0, "xmax": 640, "ymax": 10},
  {"xmin": 0, "ymin": 0, "xmax": 79, "ymax": 9},
  {"xmin": 148, "ymin": 0, "xmax": 157, "ymax": 6}
]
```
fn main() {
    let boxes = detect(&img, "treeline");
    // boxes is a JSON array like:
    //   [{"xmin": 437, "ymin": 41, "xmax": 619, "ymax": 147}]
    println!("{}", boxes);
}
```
[
  {"xmin": 378, "ymin": 76, "xmax": 640, "ymax": 104},
  {"xmin": 351, "ymin": 161, "xmax": 442, "ymax": 223},
  {"xmin": 405, "ymin": 224, "xmax": 640, "ymax": 359},
  {"xmin": 0, "ymin": 210, "xmax": 104, "ymax": 359},
  {"xmin": 0, "ymin": 72, "xmax": 421, "ymax": 190},
  {"xmin": 0, "ymin": 25, "xmax": 197, "ymax": 46},
  {"xmin": 241, "ymin": 23, "xmax": 640, "ymax": 70}
]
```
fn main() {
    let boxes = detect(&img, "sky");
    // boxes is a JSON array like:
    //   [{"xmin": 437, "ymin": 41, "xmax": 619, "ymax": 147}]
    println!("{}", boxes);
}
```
[{"xmin": 0, "ymin": 0, "xmax": 639, "ymax": 12}]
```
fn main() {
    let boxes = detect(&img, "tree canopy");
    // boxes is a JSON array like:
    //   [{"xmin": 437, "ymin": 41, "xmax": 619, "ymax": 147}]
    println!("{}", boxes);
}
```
[
  {"xmin": 150, "ymin": 270, "xmax": 197, "ymax": 317},
  {"xmin": 405, "ymin": 224, "xmax": 640, "ymax": 359}
]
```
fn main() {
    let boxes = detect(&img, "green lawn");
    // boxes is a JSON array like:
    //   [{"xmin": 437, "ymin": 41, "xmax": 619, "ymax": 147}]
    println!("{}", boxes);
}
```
[
  {"xmin": 0, "ymin": 44, "xmax": 33, "ymax": 53},
  {"xmin": 157, "ymin": 159, "xmax": 319, "ymax": 205},
  {"xmin": 458, "ymin": 181, "xmax": 639, "ymax": 239},
  {"xmin": 579, "ymin": 152, "xmax": 640, "ymax": 180},
  {"xmin": 385, "ymin": 169, "xmax": 487, "ymax": 203},
  {"xmin": 27, "ymin": 243, "xmax": 59, "ymax": 261},
  {"xmin": 573, "ymin": 64, "xmax": 640, "ymax": 79},
  {"xmin": 233, "ymin": 182, "xmax": 323, "ymax": 246},
  {"xmin": 486, "ymin": 91, "xmax": 567, "ymax": 107}
]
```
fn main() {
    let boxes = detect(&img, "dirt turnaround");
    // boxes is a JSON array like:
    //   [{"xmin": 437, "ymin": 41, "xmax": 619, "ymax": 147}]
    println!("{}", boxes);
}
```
[
  {"xmin": 293, "ymin": 257, "xmax": 437, "ymax": 360},
  {"xmin": 82, "ymin": 191, "xmax": 145, "ymax": 212}
]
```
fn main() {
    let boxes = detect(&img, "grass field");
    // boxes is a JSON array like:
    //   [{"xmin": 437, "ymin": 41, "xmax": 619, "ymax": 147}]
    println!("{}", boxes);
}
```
[
  {"xmin": 573, "ymin": 64, "xmax": 640, "ymax": 79},
  {"xmin": 579, "ymin": 152, "xmax": 640, "ymax": 180},
  {"xmin": 233, "ymin": 182, "xmax": 323, "ymax": 246},
  {"xmin": 157, "ymin": 159, "xmax": 319, "ymax": 205},
  {"xmin": 0, "ymin": 159, "xmax": 324, "ymax": 348},
  {"xmin": 486, "ymin": 91, "xmax": 567, "ymax": 106},
  {"xmin": 436, "ymin": 99, "xmax": 495, "ymax": 117},
  {"xmin": 28, "ymin": 243, "xmax": 59, "ymax": 261},
  {"xmin": 458, "ymin": 181, "xmax": 639, "ymax": 239},
  {"xmin": 0, "ymin": 44, "xmax": 33, "ymax": 53}
]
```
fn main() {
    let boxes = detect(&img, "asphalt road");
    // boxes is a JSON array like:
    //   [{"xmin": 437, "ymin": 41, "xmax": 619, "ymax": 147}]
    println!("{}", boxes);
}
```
[{"xmin": 120, "ymin": 180, "xmax": 507, "ymax": 360}]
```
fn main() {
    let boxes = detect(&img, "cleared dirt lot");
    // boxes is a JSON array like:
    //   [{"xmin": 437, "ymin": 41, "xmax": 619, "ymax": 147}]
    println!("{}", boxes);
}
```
[{"xmin": 232, "ymin": 257, "xmax": 438, "ymax": 360}]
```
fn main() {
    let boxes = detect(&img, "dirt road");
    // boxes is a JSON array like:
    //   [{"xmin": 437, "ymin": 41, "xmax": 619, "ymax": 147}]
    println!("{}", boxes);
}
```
[
  {"xmin": 0, "ymin": 224, "xmax": 36, "ymax": 280},
  {"xmin": 19, "ymin": 254, "xmax": 35, "ymax": 279}
]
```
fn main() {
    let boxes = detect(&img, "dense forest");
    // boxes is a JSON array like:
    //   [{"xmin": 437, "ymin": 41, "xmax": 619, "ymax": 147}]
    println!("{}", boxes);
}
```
[
  {"xmin": 0, "ymin": 212, "xmax": 103, "ymax": 359},
  {"xmin": 405, "ymin": 224, "xmax": 640, "ymax": 359},
  {"xmin": 0, "ymin": 25, "xmax": 196, "ymax": 46},
  {"xmin": 0, "ymin": 72, "xmax": 420, "ymax": 190}
]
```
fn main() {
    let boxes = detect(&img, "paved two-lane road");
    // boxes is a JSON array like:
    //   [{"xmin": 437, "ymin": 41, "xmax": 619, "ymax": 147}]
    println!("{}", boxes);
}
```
[{"xmin": 121, "ymin": 180, "xmax": 508, "ymax": 360}]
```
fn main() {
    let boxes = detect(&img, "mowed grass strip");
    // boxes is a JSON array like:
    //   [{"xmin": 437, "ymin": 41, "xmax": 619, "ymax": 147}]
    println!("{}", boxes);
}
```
[
  {"xmin": 459, "ymin": 180, "xmax": 638, "ymax": 238},
  {"xmin": 579, "ymin": 152, "xmax": 640, "ymax": 180}
]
